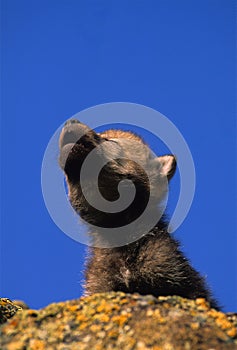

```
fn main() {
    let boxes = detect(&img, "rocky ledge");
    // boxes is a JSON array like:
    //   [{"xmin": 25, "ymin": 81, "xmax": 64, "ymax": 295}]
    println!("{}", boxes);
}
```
[{"xmin": 1, "ymin": 293, "xmax": 237, "ymax": 350}]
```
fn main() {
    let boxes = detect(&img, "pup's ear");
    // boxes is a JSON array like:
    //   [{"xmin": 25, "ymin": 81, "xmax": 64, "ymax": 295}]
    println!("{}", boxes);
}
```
[{"xmin": 157, "ymin": 155, "xmax": 176, "ymax": 180}]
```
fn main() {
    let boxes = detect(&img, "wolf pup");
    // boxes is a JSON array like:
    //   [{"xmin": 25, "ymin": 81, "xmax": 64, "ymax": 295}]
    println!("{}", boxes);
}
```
[{"xmin": 59, "ymin": 119, "xmax": 219, "ymax": 309}]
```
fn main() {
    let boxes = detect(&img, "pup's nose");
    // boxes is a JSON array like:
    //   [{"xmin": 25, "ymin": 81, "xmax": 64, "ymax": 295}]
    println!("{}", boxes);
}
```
[
  {"xmin": 64, "ymin": 118, "xmax": 81, "ymax": 126},
  {"xmin": 60, "ymin": 119, "xmax": 90, "ymax": 148}
]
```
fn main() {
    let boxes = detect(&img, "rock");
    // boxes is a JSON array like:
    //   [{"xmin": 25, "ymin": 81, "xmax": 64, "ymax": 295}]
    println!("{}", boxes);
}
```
[
  {"xmin": 0, "ymin": 298, "xmax": 22, "ymax": 325},
  {"xmin": 0, "ymin": 292, "xmax": 236, "ymax": 350},
  {"xmin": 12, "ymin": 300, "xmax": 29, "ymax": 310}
]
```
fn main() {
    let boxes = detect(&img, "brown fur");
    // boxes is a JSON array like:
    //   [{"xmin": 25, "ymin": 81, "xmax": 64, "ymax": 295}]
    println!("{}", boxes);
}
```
[{"xmin": 59, "ymin": 119, "xmax": 220, "ymax": 309}]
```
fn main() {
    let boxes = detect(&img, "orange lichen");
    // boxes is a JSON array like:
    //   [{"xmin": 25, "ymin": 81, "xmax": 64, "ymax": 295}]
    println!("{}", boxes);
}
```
[
  {"xmin": 78, "ymin": 322, "xmax": 88, "ymax": 331},
  {"xmin": 227, "ymin": 327, "xmax": 237, "ymax": 338},
  {"xmin": 190, "ymin": 322, "xmax": 200, "ymax": 330},
  {"xmin": 216, "ymin": 318, "xmax": 234, "ymax": 331},
  {"xmin": 68, "ymin": 305, "xmax": 81, "ymax": 312},
  {"xmin": 111, "ymin": 313, "xmax": 131, "ymax": 327},
  {"xmin": 76, "ymin": 313, "xmax": 87, "ymax": 322},
  {"xmin": 96, "ymin": 300, "xmax": 120, "ymax": 314},
  {"xmin": 90, "ymin": 324, "xmax": 102, "ymax": 333},
  {"xmin": 107, "ymin": 329, "xmax": 119, "ymax": 339},
  {"xmin": 28, "ymin": 339, "xmax": 46, "ymax": 350},
  {"xmin": 119, "ymin": 298, "xmax": 129, "ymax": 305},
  {"xmin": 5, "ymin": 341, "xmax": 25, "ymax": 350},
  {"xmin": 152, "ymin": 308, "xmax": 166, "ymax": 324},
  {"xmin": 8, "ymin": 318, "xmax": 19, "ymax": 327},
  {"xmin": 94, "ymin": 313, "xmax": 110, "ymax": 323},
  {"xmin": 195, "ymin": 298, "xmax": 207, "ymax": 305}
]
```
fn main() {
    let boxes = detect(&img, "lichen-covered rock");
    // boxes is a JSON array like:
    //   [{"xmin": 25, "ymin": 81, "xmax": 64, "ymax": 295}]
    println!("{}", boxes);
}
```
[
  {"xmin": 0, "ymin": 293, "xmax": 236, "ymax": 350},
  {"xmin": 0, "ymin": 298, "xmax": 22, "ymax": 325},
  {"xmin": 12, "ymin": 300, "xmax": 29, "ymax": 310}
]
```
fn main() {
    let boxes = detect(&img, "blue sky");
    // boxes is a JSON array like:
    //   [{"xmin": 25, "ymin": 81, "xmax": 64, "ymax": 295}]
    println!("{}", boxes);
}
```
[{"xmin": 1, "ymin": 1, "xmax": 236, "ymax": 311}]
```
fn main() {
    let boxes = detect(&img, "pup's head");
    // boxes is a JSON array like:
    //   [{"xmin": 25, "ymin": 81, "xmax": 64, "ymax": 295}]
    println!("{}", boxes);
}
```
[{"xmin": 59, "ymin": 119, "xmax": 176, "ymax": 228}]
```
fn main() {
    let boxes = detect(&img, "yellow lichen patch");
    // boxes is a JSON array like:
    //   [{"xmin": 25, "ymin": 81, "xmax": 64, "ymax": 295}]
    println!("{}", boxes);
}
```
[
  {"xmin": 153, "ymin": 309, "xmax": 161, "ymax": 317},
  {"xmin": 216, "ymin": 317, "xmax": 234, "ymax": 331},
  {"xmin": 158, "ymin": 317, "xmax": 166, "ymax": 324},
  {"xmin": 76, "ymin": 313, "xmax": 88, "ymax": 322},
  {"xmin": 126, "ymin": 337, "xmax": 137, "ymax": 348},
  {"xmin": 96, "ymin": 300, "xmax": 109, "ymax": 313},
  {"xmin": 190, "ymin": 322, "xmax": 200, "ymax": 330},
  {"xmin": 107, "ymin": 329, "xmax": 119, "ymax": 339},
  {"xmin": 195, "ymin": 298, "xmax": 209, "ymax": 311},
  {"xmin": 8, "ymin": 318, "xmax": 20, "ymax": 327},
  {"xmin": 94, "ymin": 313, "xmax": 110, "ymax": 323},
  {"xmin": 189, "ymin": 309, "xmax": 198, "ymax": 317},
  {"xmin": 163, "ymin": 343, "xmax": 175, "ymax": 350},
  {"xmin": 78, "ymin": 322, "xmax": 88, "ymax": 331},
  {"xmin": 95, "ymin": 299, "xmax": 120, "ymax": 314},
  {"xmin": 67, "ymin": 305, "xmax": 80, "ymax": 312},
  {"xmin": 111, "ymin": 313, "xmax": 131, "ymax": 327},
  {"xmin": 28, "ymin": 339, "xmax": 46, "ymax": 350},
  {"xmin": 136, "ymin": 341, "xmax": 147, "ymax": 349},
  {"xmin": 90, "ymin": 324, "xmax": 102, "ymax": 333},
  {"xmin": 152, "ymin": 308, "xmax": 166, "ymax": 324},
  {"xmin": 195, "ymin": 298, "xmax": 207, "ymax": 305},
  {"xmin": 5, "ymin": 340, "xmax": 25, "ymax": 350},
  {"xmin": 94, "ymin": 344, "xmax": 104, "ymax": 350},
  {"xmin": 97, "ymin": 331, "xmax": 106, "ymax": 338},
  {"xmin": 227, "ymin": 327, "xmax": 237, "ymax": 338},
  {"xmin": 207, "ymin": 308, "xmax": 222, "ymax": 319}
]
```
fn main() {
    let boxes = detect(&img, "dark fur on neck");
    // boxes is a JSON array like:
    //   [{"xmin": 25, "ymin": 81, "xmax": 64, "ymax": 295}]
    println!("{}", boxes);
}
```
[{"xmin": 85, "ymin": 218, "xmax": 219, "ymax": 309}]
